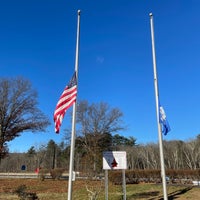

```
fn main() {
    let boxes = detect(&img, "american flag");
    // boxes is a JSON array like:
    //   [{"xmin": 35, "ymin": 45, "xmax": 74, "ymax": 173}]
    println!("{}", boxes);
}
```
[{"xmin": 54, "ymin": 72, "xmax": 77, "ymax": 133}]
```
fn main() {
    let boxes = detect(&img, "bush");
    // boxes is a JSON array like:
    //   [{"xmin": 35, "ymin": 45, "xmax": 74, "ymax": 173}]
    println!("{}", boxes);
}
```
[
  {"xmin": 107, "ymin": 169, "xmax": 200, "ymax": 185},
  {"xmin": 38, "ymin": 168, "xmax": 49, "ymax": 181},
  {"xmin": 126, "ymin": 170, "xmax": 139, "ymax": 184},
  {"xmin": 109, "ymin": 171, "xmax": 122, "ymax": 185},
  {"xmin": 14, "ymin": 184, "xmax": 39, "ymax": 200},
  {"xmin": 50, "ymin": 168, "xmax": 65, "ymax": 180}
]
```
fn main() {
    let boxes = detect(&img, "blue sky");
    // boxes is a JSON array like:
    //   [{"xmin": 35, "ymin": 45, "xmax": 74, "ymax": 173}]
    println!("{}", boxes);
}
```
[{"xmin": 1, "ymin": 0, "xmax": 200, "ymax": 152}]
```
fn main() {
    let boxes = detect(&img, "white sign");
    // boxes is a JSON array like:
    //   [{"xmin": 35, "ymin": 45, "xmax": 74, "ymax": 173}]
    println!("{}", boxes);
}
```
[{"xmin": 103, "ymin": 151, "xmax": 127, "ymax": 170}]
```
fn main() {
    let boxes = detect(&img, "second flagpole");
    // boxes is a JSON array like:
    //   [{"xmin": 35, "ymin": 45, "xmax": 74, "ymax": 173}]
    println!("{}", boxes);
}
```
[
  {"xmin": 149, "ymin": 13, "xmax": 168, "ymax": 200},
  {"xmin": 68, "ymin": 10, "xmax": 81, "ymax": 200}
]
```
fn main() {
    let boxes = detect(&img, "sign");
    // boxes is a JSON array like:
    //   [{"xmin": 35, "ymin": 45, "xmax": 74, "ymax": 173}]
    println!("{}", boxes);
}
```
[
  {"xmin": 103, "ymin": 151, "xmax": 127, "ymax": 170},
  {"xmin": 21, "ymin": 165, "xmax": 26, "ymax": 170}
]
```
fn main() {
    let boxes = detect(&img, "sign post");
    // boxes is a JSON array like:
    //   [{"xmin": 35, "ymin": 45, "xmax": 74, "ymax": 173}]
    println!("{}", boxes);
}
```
[
  {"xmin": 122, "ymin": 169, "xmax": 126, "ymax": 200},
  {"xmin": 105, "ymin": 169, "xmax": 108, "ymax": 200}
]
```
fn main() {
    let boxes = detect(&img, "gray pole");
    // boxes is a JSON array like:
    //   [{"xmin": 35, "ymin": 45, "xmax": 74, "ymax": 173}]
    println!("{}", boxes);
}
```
[
  {"xmin": 122, "ymin": 169, "xmax": 126, "ymax": 200},
  {"xmin": 67, "ymin": 10, "xmax": 81, "ymax": 200},
  {"xmin": 149, "ymin": 13, "xmax": 168, "ymax": 200},
  {"xmin": 105, "ymin": 170, "xmax": 108, "ymax": 200}
]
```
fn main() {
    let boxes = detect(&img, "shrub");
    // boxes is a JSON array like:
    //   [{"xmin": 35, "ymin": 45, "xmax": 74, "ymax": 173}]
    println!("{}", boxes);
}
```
[
  {"xmin": 107, "ymin": 169, "xmax": 200, "ymax": 185},
  {"xmin": 50, "ymin": 168, "xmax": 65, "ymax": 180},
  {"xmin": 109, "ymin": 171, "xmax": 122, "ymax": 185},
  {"xmin": 126, "ymin": 170, "xmax": 138, "ymax": 184},
  {"xmin": 14, "ymin": 184, "xmax": 39, "ymax": 200},
  {"xmin": 38, "ymin": 168, "xmax": 49, "ymax": 181}
]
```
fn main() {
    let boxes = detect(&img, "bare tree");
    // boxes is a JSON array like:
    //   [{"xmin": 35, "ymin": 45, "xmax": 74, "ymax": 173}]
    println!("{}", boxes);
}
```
[
  {"xmin": 182, "ymin": 139, "xmax": 200, "ymax": 169},
  {"xmin": 0, "ymin": 77, "xmax": 50, "ymax": 162},
  {"xmin": 75, "ymin": 100, "xmax": 125, "ymax": 173},
  {"xmin": 76, "ymin": 101, "xmax": 125, "ymax": 135},
  {"xmin": 163, "ymin": 140, "xmax": 185, "ymax": 169}
]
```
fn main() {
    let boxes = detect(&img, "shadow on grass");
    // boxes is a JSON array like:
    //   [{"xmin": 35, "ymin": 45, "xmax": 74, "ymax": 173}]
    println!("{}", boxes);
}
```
[
  {"xmin": 153, "ymin": 186, "xmax": 192, "ymax": 200},
  {"xmin": 164, "ymin": 186, "xmax": 192, "ymax": 200},
  {"xmin": 128, "ymin": 186, "xmax": 193, "ymax": 200},
  {"xmin": 129, "ymin": 191, "xmax": 160, "ymax": 199}
]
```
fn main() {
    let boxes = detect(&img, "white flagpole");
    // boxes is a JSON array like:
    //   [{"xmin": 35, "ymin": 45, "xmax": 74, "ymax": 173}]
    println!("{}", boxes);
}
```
[
  {"xmin": 68, "ymin": 10, "xmax": 81, "ymax": 200},
  {"xmin": 149, "ymin": 13, "xmax": 168, "ymax": 200}
]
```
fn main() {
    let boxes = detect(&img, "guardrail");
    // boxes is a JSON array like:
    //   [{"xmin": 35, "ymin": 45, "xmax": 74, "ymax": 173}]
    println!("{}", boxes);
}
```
[
  {"xmin": 0, "ymin": 172, "xmax": 39, "ymax": 179},
  {"xmin": 0, "ymin": 172, "xmax": 72, "ymax": 179}
]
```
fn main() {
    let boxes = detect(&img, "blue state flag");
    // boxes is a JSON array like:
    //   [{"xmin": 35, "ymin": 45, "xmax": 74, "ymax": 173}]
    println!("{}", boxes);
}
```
[{"xmin": 159, "ymin": 105, "xmax": 171, "ymax": 135}]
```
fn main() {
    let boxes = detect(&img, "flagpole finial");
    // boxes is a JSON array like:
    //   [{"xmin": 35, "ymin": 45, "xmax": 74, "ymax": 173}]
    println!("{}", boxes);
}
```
[
  {"xmin": 78, "ymin": 10, "xmax": 81, "ymax": 14},
  {"xmin": 149, "ymin": 13, "xmax": 153, "ymax": 17}
]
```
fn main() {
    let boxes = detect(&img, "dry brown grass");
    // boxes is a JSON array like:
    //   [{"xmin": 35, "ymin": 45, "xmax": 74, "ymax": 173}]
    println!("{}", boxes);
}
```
[{"xmin": 0, "ymin": 178, "xmax": 199, "ymax": 200}]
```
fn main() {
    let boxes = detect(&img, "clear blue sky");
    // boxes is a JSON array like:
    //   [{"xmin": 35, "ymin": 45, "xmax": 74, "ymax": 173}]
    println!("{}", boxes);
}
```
[{"xmin": 1, "ymin": 0, "xmax": 200, "ymax": 152}]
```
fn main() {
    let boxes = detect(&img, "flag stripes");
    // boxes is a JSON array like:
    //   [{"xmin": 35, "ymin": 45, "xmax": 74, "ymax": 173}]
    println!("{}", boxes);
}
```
[{"xmin": 54, "ymin": 72, "xmax": 77, "ymax": 133}]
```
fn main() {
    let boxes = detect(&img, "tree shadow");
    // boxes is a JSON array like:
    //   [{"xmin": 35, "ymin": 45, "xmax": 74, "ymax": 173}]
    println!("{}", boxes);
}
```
[
  {"xmin": 128, "ymin": 186, "xmax": 193, "ymax": 200},
  {"xmin": 164, "ymin": 186, "xmax": 192, "ymax": 200},
  {"xmin": 155, "ymin": 186, "xmax": 193, "ymax": 200},
  {"xmin": 129, "ymin": 191, "xmax": 160, "ymax": 199}
]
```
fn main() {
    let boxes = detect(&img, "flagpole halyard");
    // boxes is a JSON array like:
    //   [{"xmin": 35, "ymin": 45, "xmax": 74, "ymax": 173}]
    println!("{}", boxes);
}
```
[{"xmin": 149, "ymin": 13, "xmax": 168, "ymax": 200}]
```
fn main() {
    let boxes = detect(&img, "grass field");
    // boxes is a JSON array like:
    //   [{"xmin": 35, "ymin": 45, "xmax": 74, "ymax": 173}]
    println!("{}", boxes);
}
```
[{"xmin": 0, "ymin": 178, "xmax": 199, "ymax": 199}]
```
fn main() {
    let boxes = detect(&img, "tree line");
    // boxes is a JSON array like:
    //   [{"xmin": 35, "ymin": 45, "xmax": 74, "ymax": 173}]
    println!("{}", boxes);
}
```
[
  {"xmin": 0, "ymin": 77, "xmax": 199, "ymax": 175},
  {"xmin": 0, "ymin": 135, "xmax": 200, "ymax": 173}
]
